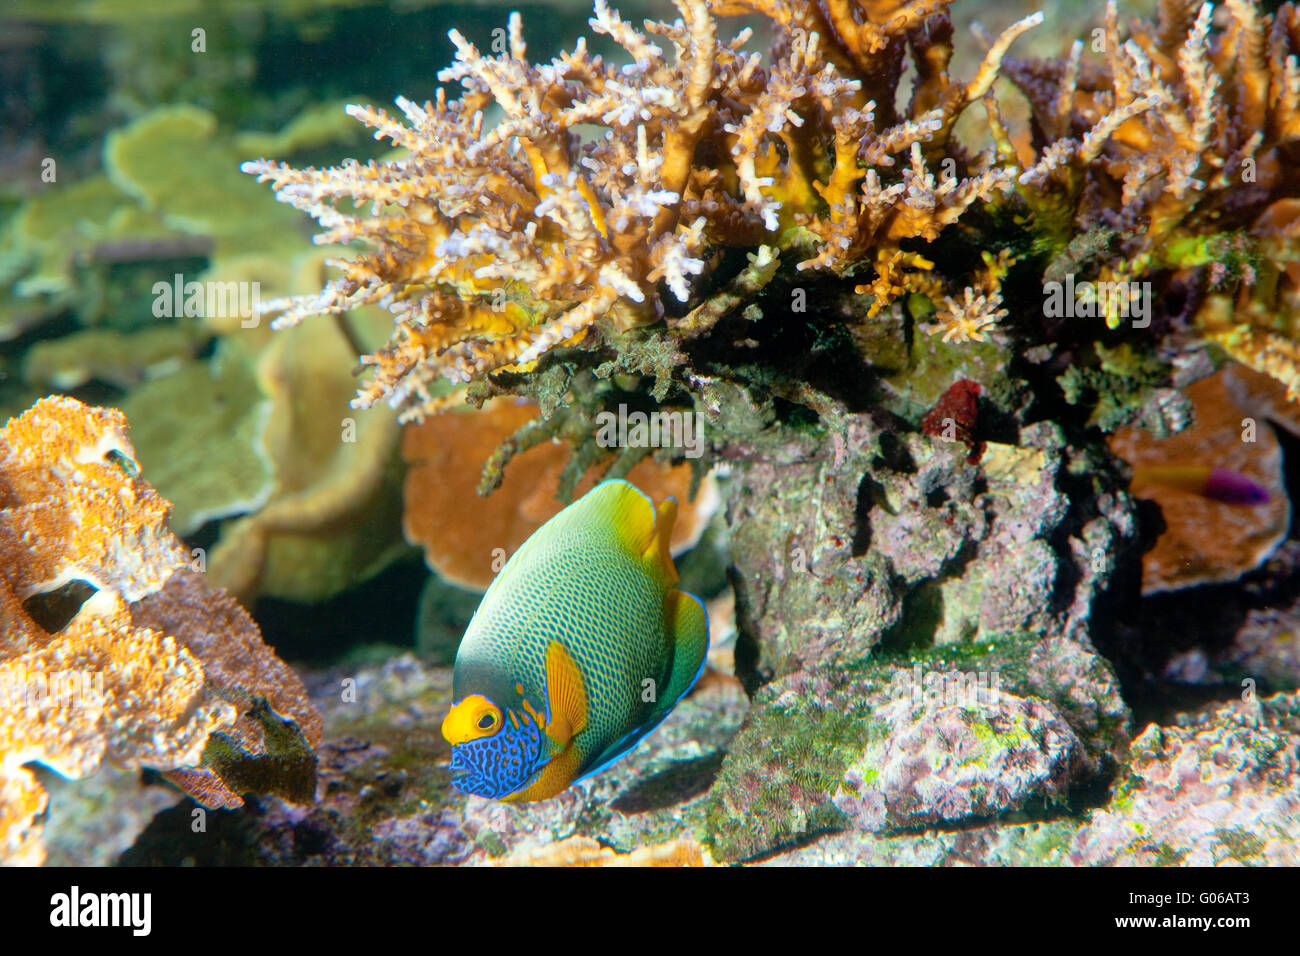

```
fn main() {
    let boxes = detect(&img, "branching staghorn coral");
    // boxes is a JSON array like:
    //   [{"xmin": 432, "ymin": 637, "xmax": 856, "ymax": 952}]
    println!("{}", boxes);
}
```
[
  {"xmin": 242, "ymin": 0, "xmax": 1046, "ymax": 423},
  {"xmin": 243, "ymin": 0, "xmax": 1300, "ymax": 506},
  {"xmin": 1004, "ymin": 0, "xmax": 1300, "ymax": 391}
]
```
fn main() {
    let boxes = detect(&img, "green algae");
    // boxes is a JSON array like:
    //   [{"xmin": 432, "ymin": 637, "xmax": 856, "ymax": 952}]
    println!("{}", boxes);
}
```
[
  {"xmin": 1149, "ymin": 842, "xmax": 1191, "ymax": 866},
  {"xmin": 1058, "ymin": 342, "xmax": 1174, "ymax": 433},
  {"xmin": 1215, "ymin": 826, "xmax": 1266, "ymax": 862},
  {"xmin": 200, "ymin": 697, "xmax": 319, "ymax": 805},
  {"xmin": 702, "ymin": 690, "xmax": 878, "ymax": 862},
  {"xmin": 963, "ymin": 709, "xmax": 1036, "ymax": 761}
]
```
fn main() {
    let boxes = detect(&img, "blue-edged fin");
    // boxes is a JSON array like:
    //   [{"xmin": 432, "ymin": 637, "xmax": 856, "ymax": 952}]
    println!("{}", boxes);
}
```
[
  {"xmin": 544, "ymin": 641, "xmax": 587, "ymax": 748},
  {"xmin": 575, "ymin": 722, "xmax": 661, "ymax": 783},
  {"xmin": 661, "ymin": 588, "xmax": 709, "ymax": 709}
]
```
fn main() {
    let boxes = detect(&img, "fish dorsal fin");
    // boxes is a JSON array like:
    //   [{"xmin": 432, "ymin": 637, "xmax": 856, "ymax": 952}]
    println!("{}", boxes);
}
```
[
  {"xmin": 544, "ymin": 640, "xmax": 588, "ymax": 747},
  {"xmin": 647, "ymin": 496, "xmax": 679, "ymax": 586},
  {"xmin": 594, "ymin": 480, "xmax": 657, "ymax": 553},
  {"xmin": 584, "ymin": 480, "xmax": 679, "ymax": 584}
]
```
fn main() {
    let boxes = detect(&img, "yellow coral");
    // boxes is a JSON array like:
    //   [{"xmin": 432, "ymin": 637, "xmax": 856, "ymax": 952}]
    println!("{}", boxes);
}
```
[
  {"xmin": 1007, "ymin": 0, "xmax": 1300, "ymax": 392},
  {"xmin": 930, "ymin": 287, "xmax": 1009, "ymax": 343},
  {"xmin": 925, "ymin": 248, "xmax": 1013, "ymax": 342}
]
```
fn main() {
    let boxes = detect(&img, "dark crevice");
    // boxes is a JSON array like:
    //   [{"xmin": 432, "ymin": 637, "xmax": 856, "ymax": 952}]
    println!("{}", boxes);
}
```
[
  {"xmin": 850, "ymin": 472, "xmax": 880, "ymax": 557},
  {"xmin": 22, "ymin": 579, "xmax": 99, "ymax": 633}
]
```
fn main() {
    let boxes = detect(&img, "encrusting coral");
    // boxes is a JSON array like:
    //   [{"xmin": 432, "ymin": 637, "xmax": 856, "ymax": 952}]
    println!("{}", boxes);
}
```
[
  {"xmin": 203, "ymin": 314, "xmax": 408, "ymax": 605},
  {"xmin": 0, "ymin": 396, "xmax": 320, "ymax": 864}
]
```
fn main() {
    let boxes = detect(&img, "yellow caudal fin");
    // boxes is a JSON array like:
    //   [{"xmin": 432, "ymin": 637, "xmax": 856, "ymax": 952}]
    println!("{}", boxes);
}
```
[{"xmin": 544, "ymin": 641, "xmax": 588, "ymax": 747}]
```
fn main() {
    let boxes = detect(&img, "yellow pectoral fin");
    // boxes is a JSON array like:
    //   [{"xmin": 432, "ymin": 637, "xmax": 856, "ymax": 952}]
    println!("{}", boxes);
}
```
[{"xmin": 545, "ymin": 641, "xmax": 588, "ymax": 747}]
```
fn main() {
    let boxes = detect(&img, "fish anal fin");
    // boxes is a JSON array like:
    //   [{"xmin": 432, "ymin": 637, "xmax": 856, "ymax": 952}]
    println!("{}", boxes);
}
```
[{"xmin": 544, "ymin": 640, "xmax": 588, "ymax": 747}]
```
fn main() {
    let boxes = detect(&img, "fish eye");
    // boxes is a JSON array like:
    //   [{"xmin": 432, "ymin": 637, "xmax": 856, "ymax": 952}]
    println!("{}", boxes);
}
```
[{"xmin": 478, "ymin": 713, "xmax": 496, "ymax": 730}]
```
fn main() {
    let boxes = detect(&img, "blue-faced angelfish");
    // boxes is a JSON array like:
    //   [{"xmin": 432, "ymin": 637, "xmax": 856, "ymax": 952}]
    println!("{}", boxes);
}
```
[{"xmin": 441, "ymin": 479, "xmax": 709, "ymax": 802}]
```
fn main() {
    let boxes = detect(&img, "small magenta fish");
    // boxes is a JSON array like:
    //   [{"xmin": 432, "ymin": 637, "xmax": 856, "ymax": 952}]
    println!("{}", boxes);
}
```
[
  {"xmin": 441, "ymin": 479, "xmax": 709, "ymax": 802},
  {"xmin": 1132, "ymin": 464, "xmax": 1271, "ymax": 506}
]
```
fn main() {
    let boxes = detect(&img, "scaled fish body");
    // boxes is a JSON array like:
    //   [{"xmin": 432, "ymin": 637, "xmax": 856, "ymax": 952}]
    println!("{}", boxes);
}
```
[{"xmin": 441, "ymin": 480, "xmax": 709, "ymax": 802}]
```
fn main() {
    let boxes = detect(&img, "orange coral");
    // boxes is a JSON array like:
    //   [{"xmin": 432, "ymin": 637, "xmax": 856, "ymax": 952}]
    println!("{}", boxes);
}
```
[
  {"xmin": 487, "ymin": 835, "xmax": 716, "ymax": 866},
  {"xmin": 1110, "ymin": 368, "xmax": 1289, "ymax": 593},
  {"xmin": 0, "ymin": 396, "xmax": 187, "ymax": 605},
  {"xmin": 243, "ymin": 0, "xmax": 1044, "ymax": 418},
  {"xmin": 0, "ymin": 397, "xmax": 320, "ymax": 863},
  {"xmin": 1223, "ymin": 361, "xmax": 1300, "ymax": 436},
  {"xmin": 401, "ymin": 398, "xmax": 716, "ymax": 590}
]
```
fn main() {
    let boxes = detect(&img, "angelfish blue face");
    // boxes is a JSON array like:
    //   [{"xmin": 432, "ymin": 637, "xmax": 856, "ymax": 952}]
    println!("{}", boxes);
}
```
[{"xmin": 449, "ymin": 713, "xmax": 547, "ymax": 799}]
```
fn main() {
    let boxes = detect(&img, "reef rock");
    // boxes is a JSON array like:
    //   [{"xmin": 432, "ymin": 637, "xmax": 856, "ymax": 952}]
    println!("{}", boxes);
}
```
[
  {"xmin": 730, "ymin": 415, "xmax": 1138, "ymax": 688},
  {"xmin": 832, "ymin": 694, "xmax": 1091, "ymax": 832},
  {"xmin": 1070, "ymin": 692, "xmax": 1300, "ymax": 865}
]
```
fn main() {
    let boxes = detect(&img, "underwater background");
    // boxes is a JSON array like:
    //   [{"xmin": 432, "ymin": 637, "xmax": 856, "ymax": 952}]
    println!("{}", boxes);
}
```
[{"xmin": 4, "ymin": 0, "xmax": 1300, "ymax": 867}]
